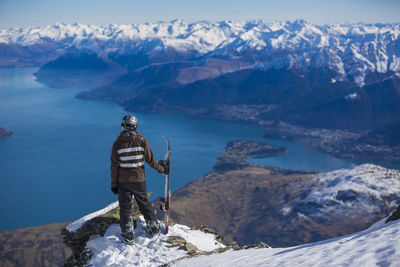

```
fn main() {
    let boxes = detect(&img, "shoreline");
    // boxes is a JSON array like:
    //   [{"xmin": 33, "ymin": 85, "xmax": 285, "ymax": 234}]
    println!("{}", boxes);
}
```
[
  {"xmin": 27, "ymin": 66, "xmax": 400, "ymax": 166},
  {"xmin": 120, "ymin": 103, "xmax": 400, "ymax": 167}
]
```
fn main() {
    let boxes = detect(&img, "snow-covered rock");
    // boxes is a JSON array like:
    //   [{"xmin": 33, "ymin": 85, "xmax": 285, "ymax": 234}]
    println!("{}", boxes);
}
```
[
  {"xmin": 63, "ymin": 204, "xmax": 226, "ymax": 267},
  {"xmin": 1, "ymin": 20, "xmax": 399, "ymax": 86},
  {"xmin": 66, "ymin": 201, "xmax": 119, "ymax": 233},
  {"xmin": 85, "ymin": 218, "xmax": 225, "ymax": 266}
]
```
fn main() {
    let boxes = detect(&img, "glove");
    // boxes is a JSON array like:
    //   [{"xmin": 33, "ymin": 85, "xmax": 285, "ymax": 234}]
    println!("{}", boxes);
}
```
[
  {"xmin": 159, "ymin": 159, "xmax": 169, "ymax": 175},
  {"xmin": 111, "ymin": 186, "xmax": 118, "ymax": 195}
]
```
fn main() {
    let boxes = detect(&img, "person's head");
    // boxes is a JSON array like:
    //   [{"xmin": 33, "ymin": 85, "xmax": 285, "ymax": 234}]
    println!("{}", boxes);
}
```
[{"xmin": 121, "ymin": 115, "xmax": 138, "ymax": 131}]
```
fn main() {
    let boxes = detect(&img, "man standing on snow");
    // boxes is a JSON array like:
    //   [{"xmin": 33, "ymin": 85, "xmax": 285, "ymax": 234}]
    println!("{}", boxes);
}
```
[{"xmin": 111, "ymin": 115, "xmax": 169, "ymax": 244}]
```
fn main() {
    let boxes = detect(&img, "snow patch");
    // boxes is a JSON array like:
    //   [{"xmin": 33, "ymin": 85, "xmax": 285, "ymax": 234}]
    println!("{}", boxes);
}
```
[
  {"xmin": 86, "ymin": 216, "xmax": 225, "ymax": 266},
  {"xmin": 281, "ymin": 206, "xmax": 292, "ymax": 216},
  {"xmin": 66, "ymin": 201, "xmax": 119, "ymax": 232},
  {"xmin": 345, "ymin": 92, "xmax": 359, "ymax": 100},
  {"xmin": 304, "ymin": 164, "xmax": 400, "ymax": 213}
]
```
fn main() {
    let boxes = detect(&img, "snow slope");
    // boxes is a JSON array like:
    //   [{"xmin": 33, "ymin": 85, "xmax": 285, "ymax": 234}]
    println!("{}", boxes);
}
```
[
  {"xmin": 173, "ymin": 218, "xmax": 400, "ymax": 267},
  {"xmin": 291, "ymin": 164, "xmax": 400, "ymax": 220},
  {"xmin": 1, "ymin": 20, "xmax": 400, "ymax": 86}
]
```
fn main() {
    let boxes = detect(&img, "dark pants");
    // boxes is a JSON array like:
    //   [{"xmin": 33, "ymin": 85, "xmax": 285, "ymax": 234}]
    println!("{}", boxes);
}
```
[{"xmin": 118, "ymin": 182, "xmax": 157, "ymax": 235}]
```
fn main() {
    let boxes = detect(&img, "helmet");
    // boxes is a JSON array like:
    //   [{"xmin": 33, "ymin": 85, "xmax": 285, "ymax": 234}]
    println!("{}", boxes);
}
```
[{"xmin": 121, "ymin": 115, "xmax": 138, "ymax": 131}]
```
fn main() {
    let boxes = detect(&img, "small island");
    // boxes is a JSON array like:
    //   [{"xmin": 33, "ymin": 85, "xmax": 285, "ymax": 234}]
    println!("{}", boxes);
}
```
[
  {"xmin": 0, "ymin": 128, "xmax": 13, "ymax": 139},
  {"xmin": 224, "ymin": 140, "xmax": 288, "ymax": 159},
  {"xmin": 214, "ymin": 140, "xmax": 288, "ymax": 171}
]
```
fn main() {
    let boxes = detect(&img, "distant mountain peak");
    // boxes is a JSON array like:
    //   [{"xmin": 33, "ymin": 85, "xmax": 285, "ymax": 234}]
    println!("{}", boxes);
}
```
[{"xmin": 1, "ymin": 20, "xmax": 399, "ymax": 86}]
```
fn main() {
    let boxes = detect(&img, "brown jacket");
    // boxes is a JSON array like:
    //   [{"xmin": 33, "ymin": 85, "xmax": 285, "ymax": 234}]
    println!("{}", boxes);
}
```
[{"xmin": 111, "ymin": 130, "xmax": 164, "ymax": 187}]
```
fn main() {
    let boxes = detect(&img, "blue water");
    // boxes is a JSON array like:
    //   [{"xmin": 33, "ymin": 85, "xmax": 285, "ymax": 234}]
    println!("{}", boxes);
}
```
[{"xmin": 0, "ymin": 68, "xmax": 384, "ymax": 231}]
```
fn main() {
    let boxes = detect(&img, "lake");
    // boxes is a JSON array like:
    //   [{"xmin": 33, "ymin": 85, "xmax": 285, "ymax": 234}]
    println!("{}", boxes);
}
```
[{"xmin": 0, "ymin": 68, "xmax": 370, "ymax": 231}]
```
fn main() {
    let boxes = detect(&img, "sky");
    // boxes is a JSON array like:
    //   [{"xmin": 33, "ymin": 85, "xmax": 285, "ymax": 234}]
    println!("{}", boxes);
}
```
[{"xmin": 0, "ymin": 0, "xmax": 399, "ymax": 29}]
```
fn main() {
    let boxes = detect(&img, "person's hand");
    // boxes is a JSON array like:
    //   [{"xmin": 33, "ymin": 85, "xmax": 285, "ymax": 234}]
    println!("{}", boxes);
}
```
[
  {"xmin": 159, "ymin": 160, "xmax": 169, "ymax": 174},
  {"xmin": 111, "ymin": 186, "xmax": 118, "ymax": 195}
]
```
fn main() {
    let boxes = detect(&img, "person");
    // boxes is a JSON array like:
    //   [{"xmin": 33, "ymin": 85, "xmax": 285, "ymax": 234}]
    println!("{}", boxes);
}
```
[{"xmin": 110, "ymin": 114, "xmax": 169, "ymax": 244}]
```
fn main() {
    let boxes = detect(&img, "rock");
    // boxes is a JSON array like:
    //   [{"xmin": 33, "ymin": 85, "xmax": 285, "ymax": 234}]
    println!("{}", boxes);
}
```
[
  {"xmin": 164, "ymin": 236, "xmax": 198, "ymax": 255},
  {"xmin": 386, "ymin": 205, "xmax": 400, "ymax": 223},
  {"xmin": 228, "ymin": 241, "xmax": 240, "ymax": 250},
  {"xmin": 185, "ymin": 242, "xmax": 198, "ymax": 255},
  {"xmin": 62, "ymin": 216, "xmax": 119, "ymax": 266},
  {"xmin": 165, "ymin": 236, "xmax": 187, "ymax": 248},
  {"xmin": 241, "ymin": 241, "xmax": 270, "ymax": 249}
]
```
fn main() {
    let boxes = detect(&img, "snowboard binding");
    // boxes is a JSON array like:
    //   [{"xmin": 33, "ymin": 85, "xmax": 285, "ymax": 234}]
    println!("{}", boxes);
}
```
[{"xmin": 158, "ymin": 197, "xmax": 169, "ymax": 212}]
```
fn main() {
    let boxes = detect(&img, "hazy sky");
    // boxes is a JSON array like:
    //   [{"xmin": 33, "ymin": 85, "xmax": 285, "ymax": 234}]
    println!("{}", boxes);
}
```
[{"xmin": 0, "ymin": 0, "xmax": 399, "ymax": 29}]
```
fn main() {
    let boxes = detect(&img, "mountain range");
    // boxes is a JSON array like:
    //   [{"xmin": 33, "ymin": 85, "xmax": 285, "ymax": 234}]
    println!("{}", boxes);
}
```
[
  {"xmin": 2, "ymin": 19, "xmax": 400, "ymax": 86},
  {"xmin": 1, "ymin": 20, "xmax": 400, "ymax": 131}
]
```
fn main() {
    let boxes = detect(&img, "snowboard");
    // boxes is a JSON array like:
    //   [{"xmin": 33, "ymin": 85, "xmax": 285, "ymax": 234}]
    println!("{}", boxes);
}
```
[{"xmin": 160, "ymin": 137, "xmax": 171, "ymax": 234}]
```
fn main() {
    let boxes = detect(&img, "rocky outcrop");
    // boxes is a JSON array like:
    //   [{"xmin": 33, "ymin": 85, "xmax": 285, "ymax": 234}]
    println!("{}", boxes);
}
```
[
  {"xmin": 165, "ymin": 236, "xmax": 198, "ymax": 255},
  {"xmin": 62, "ymin": 198, "xmax": 144, "ymax": 266},
  {"xmin": 62, "ymin": 216, "xmax": 119, "ymax": 266},
  {"xmin": 386, "ymin": 205, "xmax": 400, "ymax": 223}
]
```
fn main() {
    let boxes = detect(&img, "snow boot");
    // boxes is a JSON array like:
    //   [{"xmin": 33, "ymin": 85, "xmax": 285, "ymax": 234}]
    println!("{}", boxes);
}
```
[
  {"xmin": 146, "ymin": 220, "xmax": 160, "ymax": 236},
  {"xmin": 122, "ymin": 232, "xmax": 134, "ymax": 245}
]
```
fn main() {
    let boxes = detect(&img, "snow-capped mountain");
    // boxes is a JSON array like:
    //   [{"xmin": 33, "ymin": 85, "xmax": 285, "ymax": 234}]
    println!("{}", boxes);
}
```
[
  {"xmin": 1, "ymin": 20, "xmax": 400, "ymax": 86},
  {"xmin": 290, "ymin": 164, "xmax": 400, "ymax": 226}
]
